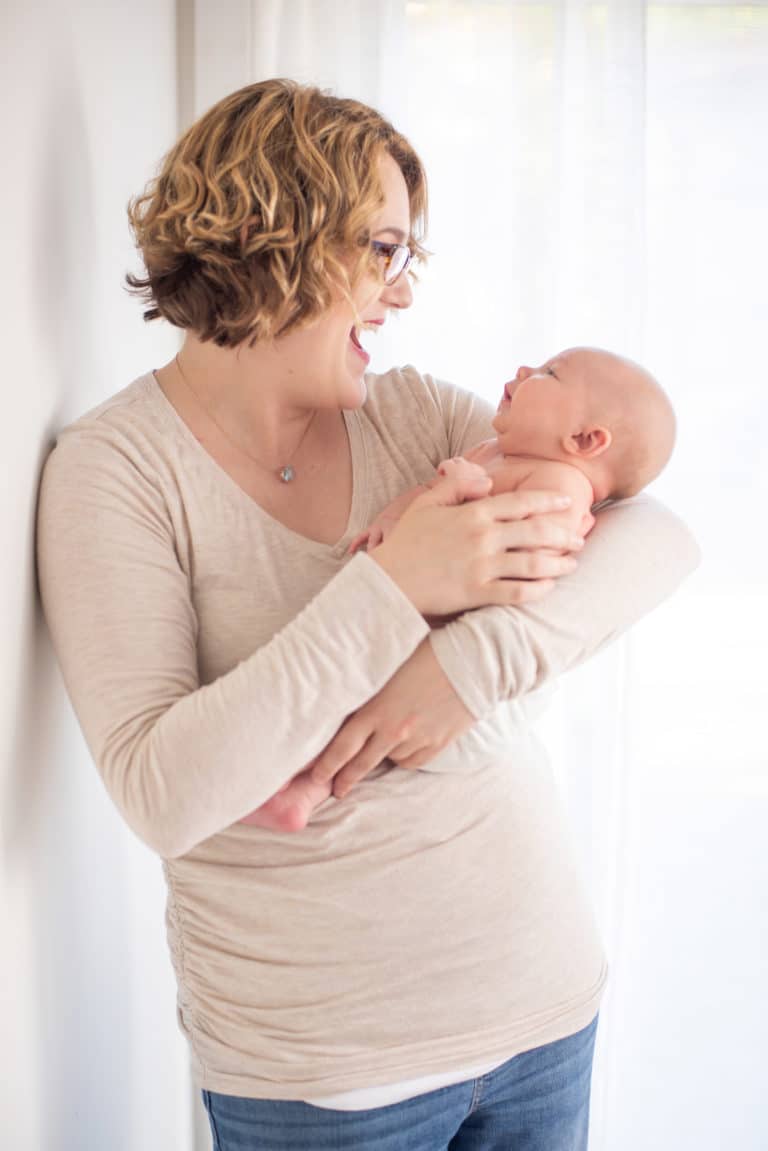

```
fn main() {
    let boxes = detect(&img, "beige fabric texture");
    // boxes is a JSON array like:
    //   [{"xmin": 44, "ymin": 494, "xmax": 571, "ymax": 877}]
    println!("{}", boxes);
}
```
[{"xmin": 36, "ymin": 366, "xmax": 699, "ymax": 1099}]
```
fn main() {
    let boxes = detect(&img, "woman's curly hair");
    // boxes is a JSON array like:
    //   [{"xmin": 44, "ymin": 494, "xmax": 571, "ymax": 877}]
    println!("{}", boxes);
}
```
[{"xmin": 125, "ymin": 79, "xmax": 428, "ymax": 347}]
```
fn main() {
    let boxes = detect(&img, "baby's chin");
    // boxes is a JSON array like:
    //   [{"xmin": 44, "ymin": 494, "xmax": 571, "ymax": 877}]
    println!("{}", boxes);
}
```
[{"xmin": 492, "ymin": 409, "xmax": 515, "ymax": 435}]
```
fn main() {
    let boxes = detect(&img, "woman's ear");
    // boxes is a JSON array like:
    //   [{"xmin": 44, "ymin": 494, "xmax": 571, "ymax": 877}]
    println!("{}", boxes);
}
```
[{"xmin": 562, "ymin": 426, "xmax": 612, "ymax": 458}]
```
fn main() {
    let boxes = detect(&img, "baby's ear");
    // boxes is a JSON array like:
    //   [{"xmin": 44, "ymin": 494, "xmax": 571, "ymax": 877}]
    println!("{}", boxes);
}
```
[{"xmin": 563, "ymin": 426, "xmax": 612, "ymax": 458}]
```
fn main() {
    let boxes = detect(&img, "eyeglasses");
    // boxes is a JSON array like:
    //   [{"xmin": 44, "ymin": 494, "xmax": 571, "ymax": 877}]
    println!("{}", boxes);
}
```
[{"xmin": 370, "ymin": 240, "xmax": 413, "ymax": 284}]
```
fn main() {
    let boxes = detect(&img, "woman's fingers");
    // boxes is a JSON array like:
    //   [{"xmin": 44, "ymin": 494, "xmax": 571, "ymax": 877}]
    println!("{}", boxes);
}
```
[
  {"xmin": 495, "ymin": 520, "xmax": 584, "ymax": 554},
  {"xmin": 460, "ymin": 497, "xmax": 584, "ymax": 583},
  {"xmin": 370, "ymin": 488, "xmax": 582, "ymax": 615},
  {"xmin": 483, "ymin": 488, "xmax": 573, "ymax": 521},
  {"xmin": 468, "ymin": 544, "xmax": 577, "ymax": 607},
  {"xmin": 483, "ymin": 577, "xmax": 558, "ymax": 606},
  {"xmin": 315, "ymin": 726, "xmax": 412, "ymax": 797},
  {"xmin": 309, "ymin": 720, "xmax": 370, "ymax": 785},
  {"xmin": 330, "ymin": 738, "xmax": 392, "ymax": 797},
  {"xmin": 494, "ymin": 547, "xmax": 579, "ymax": 580},
  {"xmin": 479, "ymin": 493, "xmax": 585, "ymax": 550},
  {"xmin": 308, "ymin": 639, "xmax": 478, "ymax": 799},
  {"xmin": 326, "ymin": 717, "xmax": 454, "ymax": 796},
  {"xmin": 324, "ymin": 730, "xmax": 432, "ymax": 798}
]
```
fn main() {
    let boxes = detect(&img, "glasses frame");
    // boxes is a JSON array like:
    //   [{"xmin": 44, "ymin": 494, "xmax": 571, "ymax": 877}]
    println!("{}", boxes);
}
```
[{"xmin": 370, "ymin": 239, "xmax": 413, "ymax": 284}]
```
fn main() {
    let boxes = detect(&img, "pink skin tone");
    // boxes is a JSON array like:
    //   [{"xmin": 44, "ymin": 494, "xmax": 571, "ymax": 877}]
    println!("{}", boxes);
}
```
[
  {"xmin": 350, "ymin": 349, "xmax": 615, "ymax": 558},
  {"xmin": 242, "ymin": 350, "xmax": 608, "ymax": 834},
  {"xmin": 241, "ymin": 347, "xmax": 673, "ymax": 833},
  {"xmin": 238, "ymin": 767, "xmax": 333, "ymax": 832},
  {"xmin": 350, "ymin": 347, "xmax": 674, "ymax": 556}
]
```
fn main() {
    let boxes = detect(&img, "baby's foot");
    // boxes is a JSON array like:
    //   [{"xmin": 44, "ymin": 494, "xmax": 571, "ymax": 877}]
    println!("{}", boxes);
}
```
[{"xmin": 238, "ymin": 769, "xmax": 333, "ymax": 832}]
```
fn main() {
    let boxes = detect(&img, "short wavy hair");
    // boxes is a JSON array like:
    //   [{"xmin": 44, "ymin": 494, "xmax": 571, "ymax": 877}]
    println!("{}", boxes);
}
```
[{"xmin": 125, "ymin": 79, "xmax": 428, "ymax": 347}]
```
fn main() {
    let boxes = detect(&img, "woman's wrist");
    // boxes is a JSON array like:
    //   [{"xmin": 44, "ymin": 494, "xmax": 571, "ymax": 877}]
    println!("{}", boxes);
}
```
[{"xmin": 367, "ymin": 542, "xmax": 426, "ymax": 612}]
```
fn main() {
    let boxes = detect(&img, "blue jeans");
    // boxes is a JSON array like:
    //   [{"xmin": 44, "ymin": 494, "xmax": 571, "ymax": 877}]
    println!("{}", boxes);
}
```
[{"xmin": 201, "ymin": 1015, "xmax": 598, "ymax": 1150}]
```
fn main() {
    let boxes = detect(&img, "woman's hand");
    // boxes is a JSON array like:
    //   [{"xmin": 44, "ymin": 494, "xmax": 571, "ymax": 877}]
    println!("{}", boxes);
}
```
[
  {"xmin": 369, "ymin": 478, "xmax": 583, "ymax": 616},
  {"xmin": 309, "ymin": 639, "xmax": 475, "ymax": 798}
]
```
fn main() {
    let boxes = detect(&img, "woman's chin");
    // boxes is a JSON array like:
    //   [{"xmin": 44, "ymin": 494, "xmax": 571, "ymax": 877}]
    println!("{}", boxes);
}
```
[
  {"xmin": 341, "ymin": 354, "xmax": 369, "ymax": 406},
  {"xmin": 348, "ymin": 374, "xmax": 368, "ymax": 407}
]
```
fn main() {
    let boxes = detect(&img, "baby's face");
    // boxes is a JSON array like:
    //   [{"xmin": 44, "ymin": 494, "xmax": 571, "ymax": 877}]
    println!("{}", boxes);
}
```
[{"xmin": 492, "ymin": 350, "xmax": 595, "ymax": 457}]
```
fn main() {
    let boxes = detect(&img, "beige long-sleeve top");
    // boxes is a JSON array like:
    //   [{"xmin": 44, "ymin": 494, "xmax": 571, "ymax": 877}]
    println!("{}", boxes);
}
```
[{"xmin": 36, "ymin": 365, "xmax": 699, "ymax": 1099}]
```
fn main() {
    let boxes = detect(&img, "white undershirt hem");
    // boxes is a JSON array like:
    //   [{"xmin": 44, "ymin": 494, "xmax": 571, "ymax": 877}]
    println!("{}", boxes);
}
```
[{"xmin": 303, "ymin": 1057, "xmax": 506, "ymax": 1111}]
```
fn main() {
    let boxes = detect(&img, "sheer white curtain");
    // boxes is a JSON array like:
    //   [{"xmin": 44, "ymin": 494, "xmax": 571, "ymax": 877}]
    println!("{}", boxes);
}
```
[{"xmin": 187, "ymin": 3, "xmax": 767, "ymax": 1149}]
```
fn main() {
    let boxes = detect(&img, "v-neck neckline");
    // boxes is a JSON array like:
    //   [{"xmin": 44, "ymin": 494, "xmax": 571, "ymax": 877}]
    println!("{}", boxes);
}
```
[{"xmin": 146, "ymin": 372, "xmax": 370, "ymax": 558}]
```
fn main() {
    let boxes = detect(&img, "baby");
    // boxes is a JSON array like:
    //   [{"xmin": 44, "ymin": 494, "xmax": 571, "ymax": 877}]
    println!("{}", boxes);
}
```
[
  {"xmin": 239, "ymin": 346, "xmax": 676, "ymax": 833},
  {"xmin": 351, "ymin": 346, "xmax": 676, "ymax": 551}
]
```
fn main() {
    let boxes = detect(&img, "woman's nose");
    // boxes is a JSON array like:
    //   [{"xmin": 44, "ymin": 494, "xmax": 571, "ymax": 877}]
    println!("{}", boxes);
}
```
[{"xmin": 382, "ymin": 272, "xmax": 413, "ymax": 310}]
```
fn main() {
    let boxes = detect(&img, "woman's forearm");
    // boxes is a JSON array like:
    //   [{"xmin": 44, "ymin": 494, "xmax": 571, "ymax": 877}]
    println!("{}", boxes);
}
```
[
  {"xmin": 37, "ymin": 437, "xmax": 430, "ymax": 858},
  {"xmin": 428, "ymin": 495, "xmax": 701, "ymax": 718}
]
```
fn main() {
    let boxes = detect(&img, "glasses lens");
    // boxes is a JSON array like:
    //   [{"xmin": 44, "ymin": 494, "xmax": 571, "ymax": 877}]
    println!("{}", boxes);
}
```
[{"xmin": 384, "ymin": 244, "xmax": 411, "ymax": 284}]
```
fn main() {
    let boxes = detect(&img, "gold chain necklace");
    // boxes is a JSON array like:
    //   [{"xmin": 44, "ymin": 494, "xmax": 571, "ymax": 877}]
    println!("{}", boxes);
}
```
[{"xmin": 174, "ymin": 354, "xmax": 318, "ymax": 483}]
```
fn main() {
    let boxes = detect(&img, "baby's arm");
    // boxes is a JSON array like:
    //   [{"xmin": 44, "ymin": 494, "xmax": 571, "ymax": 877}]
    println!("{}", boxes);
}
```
[
  {"xmin": 348, "ymin": 484, "xmax": 430, "ymax": 554},
  {"xmin": 348, "ymin": 456, "xmax": 490, "ymax": 553},
  {"xmin": 494, "ymin": 459, "xmax": 595, "ymax": 542}
]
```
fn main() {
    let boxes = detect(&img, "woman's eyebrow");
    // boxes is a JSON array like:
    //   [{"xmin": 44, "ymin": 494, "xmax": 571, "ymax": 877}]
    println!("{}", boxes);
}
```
[{"xmin": 373, "ymin": 226, "xmax": 409, "ymax": 243}]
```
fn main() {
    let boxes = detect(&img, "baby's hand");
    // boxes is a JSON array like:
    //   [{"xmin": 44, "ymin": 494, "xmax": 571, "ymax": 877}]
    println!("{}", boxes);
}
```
[
  {"xmin": 348, "ymin": 511, "xmax": 401, "ymax": 554},
  {"xmin": 437, "ymin": 456, "xmax": 490, "ymax": 485},
  {"xmin": 348, "ymin": 488, "xmax": 429, "ymax": 554},
  {"xmin": 348, "ymin": 464, "xmax": 488, "ymax": 556},
  {"xmin": 348, "ymin": 530, "xmax": 372, "ymax": 555}
]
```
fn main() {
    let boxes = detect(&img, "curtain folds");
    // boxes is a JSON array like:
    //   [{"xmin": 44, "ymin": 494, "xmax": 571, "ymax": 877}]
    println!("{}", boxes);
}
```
[{"xmin": 186, "ymin": 5, "xmax": 767, "ymax": 1149}]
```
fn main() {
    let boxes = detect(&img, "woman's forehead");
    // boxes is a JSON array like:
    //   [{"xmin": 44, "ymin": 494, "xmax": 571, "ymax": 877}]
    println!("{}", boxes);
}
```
[{"xmin": 371, "ymin": 153, "xmax": 412, "ymax": 234}]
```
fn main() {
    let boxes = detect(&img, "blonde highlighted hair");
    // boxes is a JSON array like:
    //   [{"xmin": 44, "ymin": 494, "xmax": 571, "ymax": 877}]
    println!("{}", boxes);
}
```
[{"xmin": 125, "ymin": 79, "xmax": 428, "ymax": 347}]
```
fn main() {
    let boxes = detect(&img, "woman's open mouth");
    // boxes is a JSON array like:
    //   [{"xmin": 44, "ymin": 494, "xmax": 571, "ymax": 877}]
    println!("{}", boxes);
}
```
[{"xmin": 350, "ymin": 326, "xmax": 370, "ymax": 364}]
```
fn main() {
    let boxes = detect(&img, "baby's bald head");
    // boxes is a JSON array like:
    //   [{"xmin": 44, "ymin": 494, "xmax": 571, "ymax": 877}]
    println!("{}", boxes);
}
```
[{"xmin": 557, "ymin": 347, "xmax": 676, "ymax": 499}]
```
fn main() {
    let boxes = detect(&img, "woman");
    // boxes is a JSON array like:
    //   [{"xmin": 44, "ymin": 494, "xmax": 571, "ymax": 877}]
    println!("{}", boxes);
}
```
[{"xmin": 37, "ymin": 80, "xmax": 697, "ymax": 1150}]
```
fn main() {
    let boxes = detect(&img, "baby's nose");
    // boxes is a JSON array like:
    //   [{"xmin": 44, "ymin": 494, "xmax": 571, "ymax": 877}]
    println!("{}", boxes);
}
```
[{"xmin": 516, "ymin": 365, "xmax": 532, "ymax": 381}]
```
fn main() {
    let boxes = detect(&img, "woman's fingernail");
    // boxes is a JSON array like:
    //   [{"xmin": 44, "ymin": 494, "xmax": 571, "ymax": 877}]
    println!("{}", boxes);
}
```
[
  {"xmin": 570, "ymin": 536, "xmax": 585, "ymax": 549},
  {"xmin": 554, "ymin": 496, "xmax": 572, "ymax": 507}
]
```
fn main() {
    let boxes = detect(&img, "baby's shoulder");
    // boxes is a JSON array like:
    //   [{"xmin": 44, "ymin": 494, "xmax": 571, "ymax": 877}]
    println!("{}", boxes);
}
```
[{"xmin": 490, "ymin": 455, "xmax": 594, "ymax": 501}]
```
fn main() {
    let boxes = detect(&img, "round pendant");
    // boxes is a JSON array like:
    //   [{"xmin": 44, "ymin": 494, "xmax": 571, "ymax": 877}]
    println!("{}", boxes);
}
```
[{"xmin": 279, "ymin": 465, "xmax": 295, "ymax": 483}]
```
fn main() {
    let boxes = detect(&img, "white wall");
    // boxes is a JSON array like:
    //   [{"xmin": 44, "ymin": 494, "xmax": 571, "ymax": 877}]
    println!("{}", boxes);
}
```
[{"xmin": 0, "ymin": 3, "xmax": 194, "ymax": 1148}]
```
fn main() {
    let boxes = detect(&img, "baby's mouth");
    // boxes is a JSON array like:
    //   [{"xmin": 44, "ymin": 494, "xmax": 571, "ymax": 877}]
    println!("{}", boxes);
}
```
[{"xmin": 499, "ymin": 380, "xmax": 518, "ymax": 407}]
